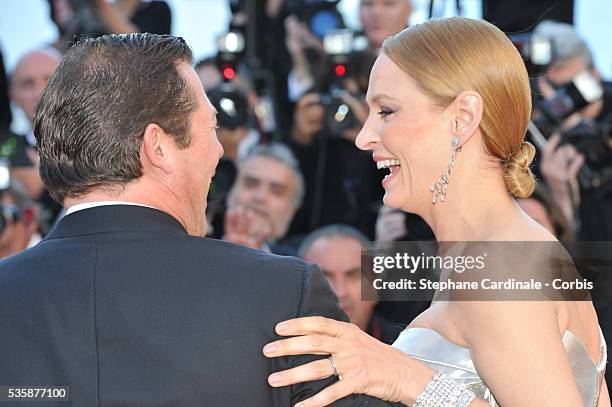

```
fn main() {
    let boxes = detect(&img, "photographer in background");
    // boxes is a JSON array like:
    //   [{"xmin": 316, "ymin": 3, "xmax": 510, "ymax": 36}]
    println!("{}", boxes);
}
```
[
  {"xmin": 195, "ymin": 57, "xmax": 223, "ymax": 91},
  {"xmin": 0, "ymin": 178, "xmax": 39, "ymax": 260},
  {"xmin": 535, "ymin": 21, "xmax": 612, "ymax": 120},
  {"xmin": 288, "ymin": 49, "xmax": 383, "ymax": 240},
  {"xmin": 207, "ymin": 84, "xmax": 251, "ymax": 193},
  {"xmin": 533, "ymin": 21, "xmax": 612, "ymax": 241},
  {"xmin": 533, "ymin": 24, "xmax": 612, "ymax": 401},
  {"xmin": 205, "ymin": 82, "xmax": 259, "ymax": 238},
  {"xmin": 286, "ymin": 0, "xmax": 412, "ymax": 102},
  {"xmin": 225, "ymin": 0, "xmax": 411, "ymax": 138},
  {"xmin": 47, "ymin": 0, "xmax": 171, "ymax": 52}
]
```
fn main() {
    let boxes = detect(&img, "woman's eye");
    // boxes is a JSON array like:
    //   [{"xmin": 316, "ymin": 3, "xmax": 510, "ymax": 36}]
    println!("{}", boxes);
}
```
[{"xmin": 377, "ymin": 108, "xmax": 393, "ymax": 118}]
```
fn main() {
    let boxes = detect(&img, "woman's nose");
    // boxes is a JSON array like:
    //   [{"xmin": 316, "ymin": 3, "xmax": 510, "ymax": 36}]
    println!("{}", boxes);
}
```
[{"xmin": 355, "ymin": 121, "xmax": 379, "ymax": 151}]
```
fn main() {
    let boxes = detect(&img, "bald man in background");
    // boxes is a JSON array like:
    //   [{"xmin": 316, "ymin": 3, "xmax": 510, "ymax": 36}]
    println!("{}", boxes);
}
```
[
  {"xmin": 11, "ymin": 48, "xmax": 62, "ymax": 127},
  {"xmin": 9, "ymin": 48, "xmax": 62, "ymax": 200},
  {"xmin": 8, "ymin": 48, "xmax": 63, "ymax": 233},
  {"xmin": 299, "ymin": 225, "xmax": 402, "ymax": 344}
]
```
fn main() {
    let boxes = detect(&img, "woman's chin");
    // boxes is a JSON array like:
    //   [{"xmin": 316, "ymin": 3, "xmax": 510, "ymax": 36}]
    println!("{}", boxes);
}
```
[
  {"xmin": 383, "ymin": 190, "xmax": 423, "ymax": 215},
  {"xmin": 382, "ymin": 191, "xmax": 402, "ymax": 209}
]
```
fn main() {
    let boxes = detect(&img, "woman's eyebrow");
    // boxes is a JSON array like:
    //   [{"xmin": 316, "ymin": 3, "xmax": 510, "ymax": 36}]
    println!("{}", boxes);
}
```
[{"xmin": 367, "ymin": 94, "xmax": 401, "ymax": 105}]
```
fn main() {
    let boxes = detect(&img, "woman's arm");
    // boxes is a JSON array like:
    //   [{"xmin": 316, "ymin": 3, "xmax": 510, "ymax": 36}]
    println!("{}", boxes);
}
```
[
  {"xmin": 264, "ymin": 298, "xmax": 599, "ymax": 406},
  {"xmin": 263, "ymin": 317, "xmax": 490, "ymax": 406},
  {"xmin": 451, "ymin": 300, "xmax": 586, "ymax": 406},
  {"xmin": 599, "ymin": 380, "xmax": 611, "ymax": 407}
]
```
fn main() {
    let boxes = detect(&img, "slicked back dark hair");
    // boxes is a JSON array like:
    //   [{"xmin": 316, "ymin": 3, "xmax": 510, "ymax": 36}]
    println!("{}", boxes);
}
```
[{"xmin": 34, "ymin": 33, "xmax": 196, "ymax": 202}]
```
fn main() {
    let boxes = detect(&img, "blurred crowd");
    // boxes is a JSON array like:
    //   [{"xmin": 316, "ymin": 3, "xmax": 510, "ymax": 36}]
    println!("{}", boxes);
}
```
[{"xmin": 1, "ymin": 0, "xmax": 612, "ymax": 345}]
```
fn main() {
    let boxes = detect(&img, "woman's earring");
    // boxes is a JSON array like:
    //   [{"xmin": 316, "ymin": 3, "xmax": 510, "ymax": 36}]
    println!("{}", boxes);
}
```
[{"xmin": 430, "ymin": 136, "xmax": 461, "ymax": 204}]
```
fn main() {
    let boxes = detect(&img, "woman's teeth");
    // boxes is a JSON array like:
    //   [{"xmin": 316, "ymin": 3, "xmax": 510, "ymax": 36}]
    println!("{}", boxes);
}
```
[{"xmin": 376, "ymin": 159, "xmax": 401, "ymax": 170}]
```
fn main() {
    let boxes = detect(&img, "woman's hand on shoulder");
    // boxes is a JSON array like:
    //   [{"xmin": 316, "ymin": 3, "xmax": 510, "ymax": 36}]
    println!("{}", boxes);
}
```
[{"xmin": 262, "ymin": 316, "xmax": 434, "ymax": 406}]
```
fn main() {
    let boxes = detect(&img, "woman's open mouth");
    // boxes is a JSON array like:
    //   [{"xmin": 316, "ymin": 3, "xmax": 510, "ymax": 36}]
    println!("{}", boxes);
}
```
[{"xmin": 377, "ymin": 159, "xmax": 401, "ymax": 187}]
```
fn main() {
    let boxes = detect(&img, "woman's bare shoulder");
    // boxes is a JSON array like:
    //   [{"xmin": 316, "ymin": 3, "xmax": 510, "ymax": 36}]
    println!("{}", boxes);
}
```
[
  {"xmin": 449, "ymin": 300, "xmax": 562, "ymax": 347},
  {"xmin": 486, "ymin": 213, "xmax": 558, "ymax": 241},
  {"xmin": 448, "ymin": 300, "xmax": 591, "ymax": 406}
]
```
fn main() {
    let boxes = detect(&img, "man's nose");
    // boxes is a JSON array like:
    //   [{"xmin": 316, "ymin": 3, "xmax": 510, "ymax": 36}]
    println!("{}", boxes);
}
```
[
  {"xmin": 252, "ymin": 186, "xmax": 268, "ymax": 203},
  {"xmin": 333, "ymin": 280, "xmax": 348, "ymax": 300}
]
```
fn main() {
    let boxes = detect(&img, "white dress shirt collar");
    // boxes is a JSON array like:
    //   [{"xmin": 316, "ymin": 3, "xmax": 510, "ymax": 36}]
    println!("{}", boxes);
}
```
[{"xmin": 65, "ymin": 201, "xmax": 155, "ymax": 216}]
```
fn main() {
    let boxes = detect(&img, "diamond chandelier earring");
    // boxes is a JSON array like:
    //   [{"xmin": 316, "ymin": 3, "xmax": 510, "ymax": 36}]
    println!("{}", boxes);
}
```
[{"xmin": 430, "ymin": 136, "xmax": 461, "ymax": 204}]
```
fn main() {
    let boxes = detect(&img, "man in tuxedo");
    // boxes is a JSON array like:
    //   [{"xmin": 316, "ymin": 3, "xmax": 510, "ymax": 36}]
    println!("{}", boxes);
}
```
[{"xmin": 0, "ymin": 33, "xmax": 389, "ymax": 406}]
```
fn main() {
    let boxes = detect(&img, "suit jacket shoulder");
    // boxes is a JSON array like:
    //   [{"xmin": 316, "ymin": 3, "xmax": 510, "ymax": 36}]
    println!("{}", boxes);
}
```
[{"xmin": 0, "ymin": 206, "xmax": 395, "ymax": 406}]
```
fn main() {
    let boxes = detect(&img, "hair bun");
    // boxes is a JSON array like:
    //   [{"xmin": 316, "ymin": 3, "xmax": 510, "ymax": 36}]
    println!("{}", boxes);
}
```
[{"xmin": 503, "ymin": 141, "xmax": 536, "ymax": 198}]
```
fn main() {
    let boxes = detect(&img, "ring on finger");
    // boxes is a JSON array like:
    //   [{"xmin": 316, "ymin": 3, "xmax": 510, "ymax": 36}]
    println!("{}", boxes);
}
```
[{"xmin": 328, "ymin": 355, "xmax": 339, "ymax": 378}]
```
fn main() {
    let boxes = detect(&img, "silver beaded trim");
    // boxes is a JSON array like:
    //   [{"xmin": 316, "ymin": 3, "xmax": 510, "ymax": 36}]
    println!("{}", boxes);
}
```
[{"xmin": 413, "ymin": 372, "xmax": 476, "ymax": 407}]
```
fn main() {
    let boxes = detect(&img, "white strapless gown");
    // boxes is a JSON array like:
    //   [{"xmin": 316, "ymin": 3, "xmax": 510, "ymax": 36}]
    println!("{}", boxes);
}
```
[{"xmin": 393, "ymin": 327, "xmax": 607, "ymax": 406}]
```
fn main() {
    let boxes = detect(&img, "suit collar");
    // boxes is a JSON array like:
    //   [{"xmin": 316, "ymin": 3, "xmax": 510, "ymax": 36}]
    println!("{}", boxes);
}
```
[{"xmin": 45, "ymin": 205, "xmax": 188, "ymax": 240}]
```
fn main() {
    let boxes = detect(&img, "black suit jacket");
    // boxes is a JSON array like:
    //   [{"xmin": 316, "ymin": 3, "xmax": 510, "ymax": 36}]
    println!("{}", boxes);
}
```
[{"xmin": 0, "ymin": 205, "xmax": 394, "ymax": 406}]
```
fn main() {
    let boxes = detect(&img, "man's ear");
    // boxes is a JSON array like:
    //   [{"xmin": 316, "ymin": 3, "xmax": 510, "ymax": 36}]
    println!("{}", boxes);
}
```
[
  {"xmin": 452, "ymin": 91, "xmax": 483, "ymax": 146},
  {"xmin": 141, "ymin": 123, "xmax": 173, "ymax": 174}
]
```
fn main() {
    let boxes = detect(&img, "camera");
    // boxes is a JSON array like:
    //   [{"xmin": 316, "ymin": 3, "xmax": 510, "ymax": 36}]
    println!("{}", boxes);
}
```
[
  {"xmin": 510, "ymin": 32, "xmax": 554, "ymax": 76},
  {"xmin": 529, "ymin": 71, "xmax": 612, "ymax": 189},
  {"xmin": 510, "ymin": 32, "xmax": 555, "ymax": 106},
  {"xmin": 317, "ymin": 89, "xmax": 355, "ymax": 134},
  {"xmin": 316, "ymin": 30, "xmax": 372, "ymax": 134},
  {"xmin": 207, "ymin": 82, "xmax": 250, "ymax": 130},
  {"xmin": 0, "ymin": 158, "xmax": 34, "ymax": 234},
  {"xmin": 558, "ymin": 118, "xmax": 612, "ymax": 174},
  {"xmin": 216, "ymin": 30, "xmax": 246, "ymax": 82},
  {"xmin": 0, "ymin": 205, "xmax": 34, "ymax": 234},
  {"xmin": 534, "ymin": 71, "xmax": 604, "ymax": 134}
]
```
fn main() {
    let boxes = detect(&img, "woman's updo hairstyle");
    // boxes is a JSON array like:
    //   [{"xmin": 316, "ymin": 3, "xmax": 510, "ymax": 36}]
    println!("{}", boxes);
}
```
[{"xmin": 382, "ymin": 17, "xmax": 535, "ymax": 198}]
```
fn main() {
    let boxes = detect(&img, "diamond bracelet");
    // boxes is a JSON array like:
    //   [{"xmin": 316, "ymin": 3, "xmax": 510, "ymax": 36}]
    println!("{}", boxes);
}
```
[{"xmin": 412, "ymin": 371, "xmax": 476, "ymax": 407}]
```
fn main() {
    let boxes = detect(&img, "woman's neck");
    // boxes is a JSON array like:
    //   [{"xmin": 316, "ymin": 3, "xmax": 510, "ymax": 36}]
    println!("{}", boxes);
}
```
[
  {"xmin": 429, "ymin": 189, "xmax": 517, "ymax": 242},
  {"xmin": 420, "ymin": 147, "xmax": 518, "ymax": 241}
]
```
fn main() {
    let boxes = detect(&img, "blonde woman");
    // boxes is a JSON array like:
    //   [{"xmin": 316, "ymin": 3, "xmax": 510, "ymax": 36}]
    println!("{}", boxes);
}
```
[{"xmin": 262, "ymin": 17, "xmax": 609, "ymax": 407}]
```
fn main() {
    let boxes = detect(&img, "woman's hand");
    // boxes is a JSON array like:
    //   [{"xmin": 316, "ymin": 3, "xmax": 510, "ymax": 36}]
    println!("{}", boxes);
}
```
[{"xmin": 262, "ymin": 316, "xmax": 434, "ymax": 406}]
